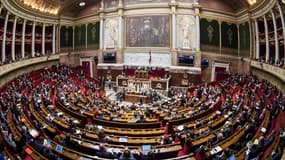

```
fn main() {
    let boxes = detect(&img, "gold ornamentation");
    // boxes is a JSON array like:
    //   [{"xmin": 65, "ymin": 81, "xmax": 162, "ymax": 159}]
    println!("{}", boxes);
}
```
[
  {"xmin": 91, "ymin": 26, "xmax": 97, "ymax": 41},
  {"xmin": 207, "ymin": 25, "xmax": 214, "ymax": 43},
  {"xmin": 78, "ymin": 29, "xmax": 82, "ymax": 42},
  {"xmin": 227, "ymin": 28, "xmax": 233, "ymax": 46},
  {"xmin": 155, "ymin": 83, "xmax": 162, "ymax": 89}
]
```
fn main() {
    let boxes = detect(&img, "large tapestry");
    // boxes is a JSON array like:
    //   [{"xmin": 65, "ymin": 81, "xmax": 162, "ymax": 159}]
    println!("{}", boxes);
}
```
[
  {"xmin": 104, "ymin": 17, "xmax": 119, "ymax": 49},
  {"xmin": 176, "ymin": 15, "xmax": 196, "ymax": 50},
  {"xmin": 200, "ymin": 18, "xmax": 219, "ymax": 53},
  {"xmin": 221, "ymin": 22, "xmax": 238, "ymax": 55},
  {"xmin": 74, "ymin": 25, "xmax": 86, "ymax": 51},
  {"xmin": 87, "ymin": 22, "xmax": 100, "ymax": 49},
  {"xmin": 239, "ymin": 22, "xmax": 250, "ymax": 57},
  {"xmin": 60, "ymin": 26, "xmax": 73, "ymax": 52},
  {"xmin": 126, "ymin": 16, "xmax": 170, "ymax": 47}
]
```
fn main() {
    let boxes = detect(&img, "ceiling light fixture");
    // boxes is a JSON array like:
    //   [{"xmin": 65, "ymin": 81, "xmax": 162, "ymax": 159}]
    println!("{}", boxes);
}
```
[{"xmin": 79, "ymin": 2, "xmax": 86, "ymax": 7}]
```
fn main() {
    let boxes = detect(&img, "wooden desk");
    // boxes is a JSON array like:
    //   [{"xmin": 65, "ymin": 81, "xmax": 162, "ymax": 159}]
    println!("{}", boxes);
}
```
[{"xmin": 125, "ymin": 94, "xmax": 150, "ymax": 104}]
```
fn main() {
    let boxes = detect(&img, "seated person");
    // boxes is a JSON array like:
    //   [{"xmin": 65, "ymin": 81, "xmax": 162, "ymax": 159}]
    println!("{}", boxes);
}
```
[
  {"xmin": 97, "ymin": 143, "xmax": 117, "ymax": 159},
  {"xmin": 119, "ymin": 148, "xmax": 136, "ymax": 160}
]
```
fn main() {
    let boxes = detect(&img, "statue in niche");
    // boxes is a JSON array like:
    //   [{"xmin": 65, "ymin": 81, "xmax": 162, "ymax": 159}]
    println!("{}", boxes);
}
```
[
  {"xmin": 64, "ymin": 30, "xmax": 69, "ymax": 45},
  {"xmin": 207, "ymin": 25, "xmax": 214, "ymax": 43},
  {"xmin": 178, "ymin": 15, "xmax": 194, "ymax": 49},
  {"xmin": 227, "ymin": 28, "xmax": 233, "ymax": 46},
  {"xmin": 104, "ymin": 19, "xmax": 118, "ymax": 48},
  {"xmin": 91, "ymin": 26, "xmax": 97, "ymax": 41},
  {"xmin": 182, "ymin": 24, "xmax": 190, "ymax": 48}
]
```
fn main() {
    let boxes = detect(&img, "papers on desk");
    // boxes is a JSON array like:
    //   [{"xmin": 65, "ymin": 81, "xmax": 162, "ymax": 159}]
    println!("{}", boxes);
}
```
[
  {"xmin": 210, "ymin": 146, "xmax": 222, "ymax": 155},
  {"xmin": 107, "ymin": 147, "xmax": 121, "ymax": 153},
  {"xmin": 57, "ymin": 112, "xmax": 63, "ymax": 116},
  {"xmin": 261, "ymin": 127, "xmax": 267, "ymax": 133},
  {"xmin": 42, "ymin": 123, "xmax": 48, "ymax": 129},
  {"xmin": 128, "ymin": 118, "xmax": 138, "ymax": 123},
  {"xmin": 73, "ymin": 120, "xmax": 79, "ymax": 124},
  {"xmin": 43, "ymin": 139, "xmax": 51, "ymax": 147},
  {"xmin": 97, "ymin": 125, "xmax": 103, "ymax": 130},
  {"xmin": 79, "ymin": 157, "xmax": 92, "ymax": 160},
  {"xmin": 119, "ymin": 137, "xmax": 128, "ymax": 143},
  {"xmin": 74, "ymin": 139, "xmax": 82, "ymax": 144},
  {"xmin": 47, "ymin": 105, "xmax": 55, "ymax": 109},
  {"xmin": 75, "ymin": 129, "xmax": 81, "ymax": 134},
  {"xmin": 29, "ymin": 129, "xmax": 39, "ymax": 138},
  {"xmin": 177, "ymin": 125, "xmax": 184, "ymax": 131}
]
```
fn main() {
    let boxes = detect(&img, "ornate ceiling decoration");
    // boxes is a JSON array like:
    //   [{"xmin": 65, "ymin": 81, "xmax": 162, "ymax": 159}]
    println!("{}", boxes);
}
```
[
  {"xmin": 17, "ymin": 0, "xmax": 64, "ymax": 15},
  {"xmin": 14, "ymin": 0, "xmax": 260, "ymax": 17}
]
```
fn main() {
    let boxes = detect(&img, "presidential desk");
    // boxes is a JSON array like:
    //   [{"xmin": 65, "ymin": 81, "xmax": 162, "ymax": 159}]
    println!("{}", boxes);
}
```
[
  {"xmin": 125, "ymin": 93, "xmax": 150, "ymax": 104},
  {"xmin": 116, "ymin": 75, "xmax": 170, "ymax": 93}
]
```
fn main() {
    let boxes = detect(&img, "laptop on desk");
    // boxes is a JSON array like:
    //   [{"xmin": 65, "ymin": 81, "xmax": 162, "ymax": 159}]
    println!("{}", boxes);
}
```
[
  {"xmin": 55, "ymin": 144, "xmax": 63, "ymax": 153},
  {"xmin": 119, "ymin": 137, "xmax": 128, "ymax": 143}
]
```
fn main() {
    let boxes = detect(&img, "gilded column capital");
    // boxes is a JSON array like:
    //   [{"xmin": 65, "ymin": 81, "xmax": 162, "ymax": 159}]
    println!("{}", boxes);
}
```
[
  {"xmin": 118, "ymin": 9, "xmax": 124, "ymax": 17},
  {"xmin": 194, "ymin": 8, "xmax": 200, "ymax": 16},
  {"xmin": 99, "ymin": 12, "xmax": 105, "ymax": 19},
  {"xmin": 169, "ymin": 2, "xmax": 178, "ymax": 8}
]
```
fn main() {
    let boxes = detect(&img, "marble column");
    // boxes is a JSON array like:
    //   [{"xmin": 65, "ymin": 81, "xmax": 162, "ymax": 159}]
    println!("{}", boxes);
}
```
[
  {"xmin": 100, "ymin": 14, "xmax": 104, "ymax": 50},
  {"xmin": 254, "ymin": 19, "xmax": 260, "ymax": 60},
  {"xmin": 32, "ymin": 21, "xmax": 36, "ymax": 57},
  {"xmin": 2, "ymin": 12, "xmax": 9, "ymax": 62},
  {"xmin": 118, "ymin": 11, "xmax": 123, "ymax": 49},
  {"xmin": 271, "ymin": 10, "xmax": 279, "ymax": 64},
  {"xmin": 118, "ymin": 0, "xmax": 123, "ymax": 7},
  {"xmin": 277, "ymin": 3, "xmax": 285, "ymax": 64},
  {"xmin": 85, "ymin": 24, "xmax": 88, "ymax": 49},
  {"xmin": 172, "ymin": 6, "xmax": 176, "ymax": 50},
  {"xmin": 219, "ymin": 21, "xmax": 222, "ymax": 54},
  {"xmin": 12, "ymin": 16, "xmax": 18, "ymax": 61},
  {"xmin": 237, "ymin": 24, "xmax": 240, "ymax": 56},
  {"xmin": 195, "ymin": 8, "xmax": 200, "ymax": 51},
  {"xmin": 42, "ymin": 23, "xmax": 46, "ymax": 55},
  {"xmin": 100, "ymin": 0, "xmax": 104, "ymax": 9},
  {"xmin": 22, "ymin": 19, "xmax": 27, "ymax": 58},
  {"xmin": 263, "ymin": 16, "xmax": 269, "ymax": 62},
  {"xmin": 72, "ymin": 26, "xmax": 75, "ymax": 51},
  {"xmin": 249, "ymin": 15, "xmax": 253, "ymax": 59},
  {"xmin": 57, "ymin": 25, "xmax": 60, "ymax": 53},
  {"xmin": 52, "ymin": 24, "xmax": 56, "ymax": 54}
]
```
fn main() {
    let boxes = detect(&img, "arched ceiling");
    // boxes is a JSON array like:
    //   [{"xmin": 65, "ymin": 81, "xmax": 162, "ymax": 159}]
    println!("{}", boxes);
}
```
[{"xmin": 14, "ymin": 0, "xmax": 259, "ymax": 17}]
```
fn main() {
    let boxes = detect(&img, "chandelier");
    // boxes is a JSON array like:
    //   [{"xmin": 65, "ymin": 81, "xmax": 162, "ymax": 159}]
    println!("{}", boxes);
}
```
[{"xmin": 18, "ymin": 0, "xmax": 60, "ymax": 15}]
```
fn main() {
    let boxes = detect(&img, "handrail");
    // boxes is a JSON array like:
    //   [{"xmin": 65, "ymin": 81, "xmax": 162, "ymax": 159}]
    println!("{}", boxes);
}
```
[
  {"xmin": 0, "ymin": 54, "xmax": 59, "ymax": 77},
  {"xmin": 251, "ymin": 60, "xmax": 285, "ymax": 83}
]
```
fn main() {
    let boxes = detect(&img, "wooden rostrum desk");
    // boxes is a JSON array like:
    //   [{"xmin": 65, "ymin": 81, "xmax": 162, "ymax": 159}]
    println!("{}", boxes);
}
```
[{"xmin": 124, "ymin": 93, "xmax": 150, "ymax": 104}]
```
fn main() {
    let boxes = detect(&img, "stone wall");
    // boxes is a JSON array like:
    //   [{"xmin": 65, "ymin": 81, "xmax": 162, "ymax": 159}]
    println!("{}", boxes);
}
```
[{"xmin": 201, "ymin": 52, "xmax": 250, "ymax": 82}]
